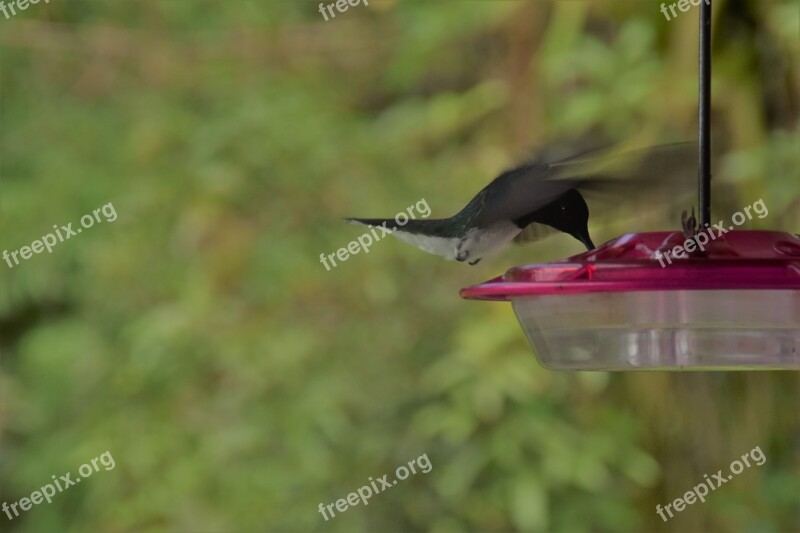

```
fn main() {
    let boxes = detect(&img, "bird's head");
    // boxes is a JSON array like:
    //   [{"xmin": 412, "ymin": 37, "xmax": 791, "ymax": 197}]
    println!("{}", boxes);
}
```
[{"xmin": 535, "ymin": 189, "xmax": 595, "ymax": 250}]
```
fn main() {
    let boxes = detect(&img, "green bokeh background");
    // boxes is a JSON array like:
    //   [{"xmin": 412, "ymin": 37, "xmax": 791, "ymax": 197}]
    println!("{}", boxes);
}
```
[{"xmin": 1, "ymin": 1, "xmax": 799, "ymax": 531}]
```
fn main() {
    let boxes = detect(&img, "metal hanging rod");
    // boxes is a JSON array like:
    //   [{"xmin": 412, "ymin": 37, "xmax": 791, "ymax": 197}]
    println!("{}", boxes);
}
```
[{"xmin": 699, "ymin": 1, "xmax": 712, "ymax": 227}]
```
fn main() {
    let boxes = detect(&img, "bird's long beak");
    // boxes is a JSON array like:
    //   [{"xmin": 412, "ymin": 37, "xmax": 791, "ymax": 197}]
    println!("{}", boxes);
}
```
[{"xmin": 573, "ymin": 228, "xmax": 595, "ymax": 251}]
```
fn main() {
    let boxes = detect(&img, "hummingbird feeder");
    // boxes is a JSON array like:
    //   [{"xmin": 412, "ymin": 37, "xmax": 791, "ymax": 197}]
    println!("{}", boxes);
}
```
[{"xmin": 460, "ymin": 2, "xmax": 800, "ymax": 370}]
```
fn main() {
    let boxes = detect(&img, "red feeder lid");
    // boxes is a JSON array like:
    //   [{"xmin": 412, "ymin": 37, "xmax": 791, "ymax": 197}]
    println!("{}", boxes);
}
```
[{"xmin": 461, "ymin": 231, "xmax": 800, "ymax": 300}]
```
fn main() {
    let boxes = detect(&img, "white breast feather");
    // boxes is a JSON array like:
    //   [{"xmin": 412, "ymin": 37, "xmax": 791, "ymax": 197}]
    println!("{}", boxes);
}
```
[{"xmin": 390, "ymin": 231, "xmax": 460, "ymax": 260}]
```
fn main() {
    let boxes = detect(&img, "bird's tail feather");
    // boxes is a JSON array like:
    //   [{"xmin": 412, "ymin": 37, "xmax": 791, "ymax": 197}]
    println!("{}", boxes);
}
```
[
  {"xmin": 345, "ymin": 217, "xmax": 399, "ymax": 229},
  {"xmin": 345, "ymin": 217, "xmax": 459, "ymax": 259}
]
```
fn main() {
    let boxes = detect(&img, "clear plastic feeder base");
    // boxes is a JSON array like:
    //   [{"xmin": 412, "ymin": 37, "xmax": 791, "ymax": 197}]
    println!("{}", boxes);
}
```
[
  {"xmin": 461, "ymin": 231, "xmax": 800, "ymax": 371},
  {"xmin": 513, "ymin": 290, "xmax": 799, "ymax": 370}
]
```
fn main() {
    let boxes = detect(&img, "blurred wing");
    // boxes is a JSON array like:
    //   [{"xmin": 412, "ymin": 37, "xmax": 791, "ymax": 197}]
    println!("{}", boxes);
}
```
[
  {"xmin": 512, "ymin": 222, "xmax": 560, "ymax": 244},
  {"xmin": 548, "ymin": 142, "xmax": 697, "ymax": 187},
  {"xmin": 474, "ymin": 142, "xmax": 699, "ymax": 228},
  {"xmin": 570, "ymin": 142, "xmax": 700, "ymax": 220}
]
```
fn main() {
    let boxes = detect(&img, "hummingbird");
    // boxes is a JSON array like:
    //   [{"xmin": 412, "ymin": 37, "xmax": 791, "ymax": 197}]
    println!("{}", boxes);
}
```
[{"xmin": 346, "ymin": 142, "xmax": 695, "ymax": 265}]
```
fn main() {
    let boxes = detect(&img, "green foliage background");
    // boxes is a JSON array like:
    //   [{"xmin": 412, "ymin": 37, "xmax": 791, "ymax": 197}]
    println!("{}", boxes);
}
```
[{"xmin": 1, "ymin": 1, "xmax": 799, "ymax": 531}]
